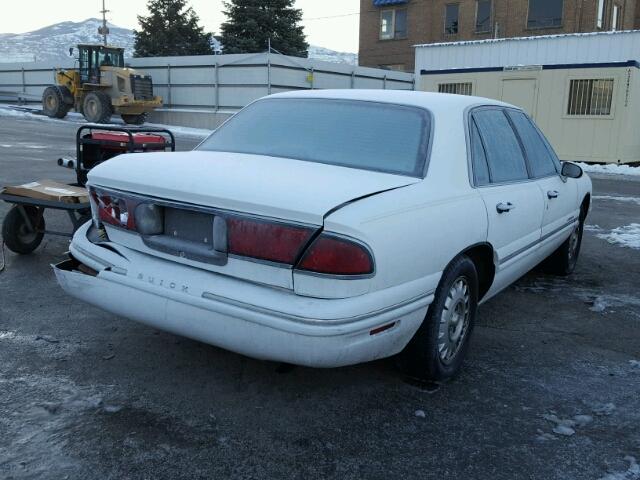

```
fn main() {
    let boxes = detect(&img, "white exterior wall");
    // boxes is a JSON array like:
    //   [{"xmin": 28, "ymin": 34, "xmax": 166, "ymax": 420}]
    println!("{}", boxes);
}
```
[
  {"xmin": 420, "ymin": 66, "xmax": 639, "ymax": 164},
  {"xmin": 415, "ymin": 30, "xmax": 640, "ymax": 73}
]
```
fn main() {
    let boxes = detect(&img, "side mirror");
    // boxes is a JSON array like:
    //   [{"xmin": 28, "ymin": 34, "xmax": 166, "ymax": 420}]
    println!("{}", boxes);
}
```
[
  {"xmin": 69, "ymin": 47, "xmax": 74, "ymax": 57},
  {"xmin": 561, "ymin": 162, "xmax": 583, "ymax": 179}
]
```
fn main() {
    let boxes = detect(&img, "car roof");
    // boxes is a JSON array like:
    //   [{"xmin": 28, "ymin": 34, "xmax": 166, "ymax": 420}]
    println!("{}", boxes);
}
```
[{"xmin": 268, "ymin": 89, "xmax": 515, "ymax": 113}]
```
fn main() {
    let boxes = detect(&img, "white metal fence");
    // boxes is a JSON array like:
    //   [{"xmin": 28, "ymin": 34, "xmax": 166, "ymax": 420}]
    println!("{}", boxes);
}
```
[{"xmin": 0, "ymin": 52, "xmax": 415, "ymax": 109}]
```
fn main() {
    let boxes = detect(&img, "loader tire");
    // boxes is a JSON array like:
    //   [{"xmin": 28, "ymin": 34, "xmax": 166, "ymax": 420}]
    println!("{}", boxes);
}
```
[
  {"xmin": 42, "ymin": 86, "xmax": 70, "ymax": 119},
  {"xmin": 122, "ymin": 113, "xmax": 147, "ymax": 125},
  {"xmin": 83, "ymin": 91, "xmax": 113, "ymax": 124}
]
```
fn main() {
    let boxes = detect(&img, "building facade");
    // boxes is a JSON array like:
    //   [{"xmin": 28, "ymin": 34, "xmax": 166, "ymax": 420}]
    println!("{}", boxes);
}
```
[{"xmin": 359, "ymin": 0, "xmax": 640, "ymax": 72}]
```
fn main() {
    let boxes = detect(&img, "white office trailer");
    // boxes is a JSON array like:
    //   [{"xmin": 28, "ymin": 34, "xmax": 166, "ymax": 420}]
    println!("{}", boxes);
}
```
[{"xmin": 415, "ymin": 30, "xmax": 640, "ymax": 164}]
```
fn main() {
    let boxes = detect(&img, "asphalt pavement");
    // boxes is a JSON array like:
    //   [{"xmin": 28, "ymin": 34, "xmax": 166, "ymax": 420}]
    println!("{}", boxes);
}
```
[{"xmin": 0, "ymin": 111, "xmax": 639, "ymax": 480}]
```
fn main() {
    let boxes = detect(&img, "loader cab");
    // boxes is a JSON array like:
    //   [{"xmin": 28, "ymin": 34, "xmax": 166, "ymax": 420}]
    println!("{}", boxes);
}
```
[{"xmin": 77, "ymin": 45, "xmax": 125, "ymax": 84}]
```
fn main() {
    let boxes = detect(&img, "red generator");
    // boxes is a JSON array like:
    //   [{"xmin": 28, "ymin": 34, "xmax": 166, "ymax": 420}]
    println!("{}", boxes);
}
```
[{"xmin": 75, "ymin": 125, "xmax": 175, "ymax": 185}]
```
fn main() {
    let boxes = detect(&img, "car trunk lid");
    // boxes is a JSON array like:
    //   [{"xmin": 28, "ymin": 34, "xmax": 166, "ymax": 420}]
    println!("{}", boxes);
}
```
[{"xmin": 88, "ymin": 151, "xmax": 420, "ymax": 225}]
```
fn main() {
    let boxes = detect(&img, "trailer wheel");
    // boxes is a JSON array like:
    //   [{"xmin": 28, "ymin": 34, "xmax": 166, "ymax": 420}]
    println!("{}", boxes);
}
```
[
  {"xmin": 83, "ymin": 91, "xmax": 113, "ymax": 124},
  {"xmin": 42, "ymin": 86, "xmax": 71, "ymax": 119},
  {"xmin": 122, "ymin": 113, "xmax": 148, "ymax": 125},
  {"xmin": 2, "ymin": 206, "xmax": 45, "ymax": 254}
]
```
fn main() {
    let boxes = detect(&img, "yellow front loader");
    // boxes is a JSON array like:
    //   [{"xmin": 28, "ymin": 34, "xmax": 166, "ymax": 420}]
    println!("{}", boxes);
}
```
[{"xmin": 42, "ymin": 44, "xmax": 162, "ymax": 125}]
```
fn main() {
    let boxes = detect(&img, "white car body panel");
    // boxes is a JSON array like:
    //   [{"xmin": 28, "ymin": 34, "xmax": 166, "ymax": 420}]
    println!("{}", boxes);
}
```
[
  {"xmin": 53, "ymin": 90, "xmax": 593, "ymax": 367},
  {"xmin": 89, "ymin": 150, "xmax": 420, "ymax": 226}
]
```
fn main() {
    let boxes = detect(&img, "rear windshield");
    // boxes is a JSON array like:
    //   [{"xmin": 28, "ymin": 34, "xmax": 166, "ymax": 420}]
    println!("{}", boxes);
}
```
[{"xmin": 197, "ymin": 98, "xmax": 431, "ymax": 177}]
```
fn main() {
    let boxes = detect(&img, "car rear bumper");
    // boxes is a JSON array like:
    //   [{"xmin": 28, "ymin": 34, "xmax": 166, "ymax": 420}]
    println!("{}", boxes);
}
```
[{"xmin": 52, "ymin": 222, "xmax": 433, "ymax": 368}]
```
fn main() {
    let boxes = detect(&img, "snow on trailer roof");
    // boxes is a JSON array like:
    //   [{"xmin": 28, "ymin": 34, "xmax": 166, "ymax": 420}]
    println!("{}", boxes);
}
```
[{"xmin": 414, "ymin": 29, "xmax": 640, "ymax": 73}]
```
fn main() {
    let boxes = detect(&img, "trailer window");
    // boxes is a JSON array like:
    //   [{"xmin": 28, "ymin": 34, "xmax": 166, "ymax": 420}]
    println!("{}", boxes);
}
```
[
  {"xmin": 567, "ymin": 79, "xmax": 614, "ymax": 116},
  {"xmin": 438, "ymin": 82, "xmax": 473, "ymax": 95}
]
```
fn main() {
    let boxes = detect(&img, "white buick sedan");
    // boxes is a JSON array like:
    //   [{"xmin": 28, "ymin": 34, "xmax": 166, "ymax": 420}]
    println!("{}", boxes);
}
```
[{"xmin": 54, "ymin": 90, "xmax": 592, "ymax": 381}]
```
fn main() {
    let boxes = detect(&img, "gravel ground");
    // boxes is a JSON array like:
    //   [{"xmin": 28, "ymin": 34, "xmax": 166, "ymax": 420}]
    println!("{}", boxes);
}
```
[{"xmin": 0, "ymin": 112, "xmax": 639, "ymax": 480}]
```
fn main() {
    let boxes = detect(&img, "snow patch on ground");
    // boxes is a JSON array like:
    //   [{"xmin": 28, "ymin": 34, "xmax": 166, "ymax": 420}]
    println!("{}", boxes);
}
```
[
  {"xmin": 0, "ymin": 373, "xmax": 120, "ymax": 477},
  {"xmin": 539, "ymin": 412, "xmax": 593, "ymax": 439},
  {"xmin": 597, "ymin": 224, "xmax": 640, "ymax": 250},
  {"xmin": 630, "ymin": 360, "xmax": 640, "ymax": 368},
  {"xmin": 578, "ymin": 162, "xmax": 640, "ymax": 177},
  {"xmin": 594, "ymin": 196, "xmax": 640, "ymax": 206},
  {"xmin": 599, "ymin": 456, "xmax": 640, "ymax": 480},
  {"xmin": 0, "ymin": 106, "xmax": 212, "ymax": 138},
  {"xmin": 514, "ymin": 278, "xmax": 640, "ymax": 314},
  {"xmin": 585, "ymin": 224, "xmax": 604, "ymax": 232}
]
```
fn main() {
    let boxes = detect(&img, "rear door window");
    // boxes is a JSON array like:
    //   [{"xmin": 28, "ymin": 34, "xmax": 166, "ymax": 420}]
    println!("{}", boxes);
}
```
[
  {"xmin": 506, "ymin": 110, "xmax": 558, "ymax": 178},
  {"xmin": 470, "ymin": 119, "xmax": 490, "ymax": 186},
  {"xmin": 472, "ymin": 109, "xmax": 529, "ymax": 184}
]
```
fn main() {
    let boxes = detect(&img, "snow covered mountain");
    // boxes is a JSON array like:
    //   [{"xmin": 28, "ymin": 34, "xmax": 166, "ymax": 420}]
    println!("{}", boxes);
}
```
[
  {"xmin": 0, "ymin": 19, "xmax": 358, "ymax": 65},
  {"xmin": 0, "ymin": 19, "xmax": 135, "ymax": 64}
]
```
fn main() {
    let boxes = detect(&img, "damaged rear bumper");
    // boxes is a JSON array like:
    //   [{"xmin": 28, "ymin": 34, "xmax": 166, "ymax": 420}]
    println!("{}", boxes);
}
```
[{"xmin": 53, "ymin": 222, "xmax": 433, "ymax": 368}]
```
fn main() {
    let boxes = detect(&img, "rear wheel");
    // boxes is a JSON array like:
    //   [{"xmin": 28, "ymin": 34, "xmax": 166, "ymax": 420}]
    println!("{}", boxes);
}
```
[
  {"xmin": 399, "ymin": 255, "xmax": 479, "ymax": 382},
  {"xmin": 42, "ymin": 86, "xmax": 71, "ymax": 119},
  {"xmin": 121, "ymin": 113, "xmax": 147, "ymax": 125},
  {"xmin": 83, "ymin": 91, "xmax": 113, "ymax": 124},
  {"xmin": 2, "ymin": 206, "xmax": 45, "ymax": 254}
]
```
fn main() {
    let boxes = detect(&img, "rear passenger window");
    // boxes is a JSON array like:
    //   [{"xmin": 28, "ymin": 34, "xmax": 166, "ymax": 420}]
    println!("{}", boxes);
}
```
[
  {"xmin": 506, "ymin": 110, "xmax": 558, "ymax": 178},
  {"xmin": 470, "ymin": 120, "xmax": 490, "ymax": 185},
  {"xmin": 472, "ymin": 109, "xmax": 529, "ymax": 183}
]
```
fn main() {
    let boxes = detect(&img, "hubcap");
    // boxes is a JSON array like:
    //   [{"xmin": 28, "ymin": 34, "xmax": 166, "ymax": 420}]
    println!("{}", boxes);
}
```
[
  {"xmin": 17, "ymin": 219, "xmax": 38, "ymax": 243},
  {"xmin": 568, "ymin": 226, "xmax": 580, "ymax": 262},
  {"xmin": 86, "ymin": 99, "xmax": 98, "ymax": 117},
  {"xmin": 45, "ymin": 95, "xmax": 56, "ymax": 109},
  {"xmin": 438, "ymin": 277, "xmax": 471, "ymax": 365}
]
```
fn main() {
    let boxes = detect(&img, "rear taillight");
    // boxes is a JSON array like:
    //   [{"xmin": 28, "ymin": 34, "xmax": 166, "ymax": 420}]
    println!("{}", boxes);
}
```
[
  {"xmin": 89, "ymin": 187, "xmax": 139, "ymax": 231},
  {"xmin": 296, "ymin": 234, "xmax": 374, "ymax": 276},
  {"xmin": 227, "ymin": 217, "xmax": 314, "ymax": 264}
]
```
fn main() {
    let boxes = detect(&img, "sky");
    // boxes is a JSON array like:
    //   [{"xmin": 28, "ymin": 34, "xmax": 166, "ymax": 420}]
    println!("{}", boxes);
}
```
[{"xmin": 0, "ymin": 0, "xmax": 361, "ymax": 53}]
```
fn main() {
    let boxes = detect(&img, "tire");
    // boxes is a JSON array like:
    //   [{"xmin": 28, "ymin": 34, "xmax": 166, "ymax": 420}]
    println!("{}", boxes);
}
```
[
  {"xmin": 542, "ymin": 219, "xmax": 584, "ymax": 276},
  {"xmin": 42, "ymin": 86, "xmax": 71, "ymax": 119},
  {"xmin": 82, "ymin": 91, "xmax": 113, "ymax": 123},
  {"xmin": 121, "ymin": 113, "xmax": 147, "ymax": 125},
  {"xmin": 399, "ymin": 255, "xmax": 479, "ymax": 382},
  {"xmin": 2, "ymin": 206, "xmax": 45, "ymax": 254}
]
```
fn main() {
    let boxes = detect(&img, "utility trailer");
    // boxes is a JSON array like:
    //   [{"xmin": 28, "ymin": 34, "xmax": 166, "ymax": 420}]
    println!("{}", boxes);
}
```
[{"xmin": 1, "ymin": 126, "xmax": 175, "ymax": 255}]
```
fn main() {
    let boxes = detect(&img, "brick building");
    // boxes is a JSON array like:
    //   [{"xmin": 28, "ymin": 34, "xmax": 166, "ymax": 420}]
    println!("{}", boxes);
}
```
[{"xmin": 359, "ymin": 0, "xmax": 640, "ymax": 72}]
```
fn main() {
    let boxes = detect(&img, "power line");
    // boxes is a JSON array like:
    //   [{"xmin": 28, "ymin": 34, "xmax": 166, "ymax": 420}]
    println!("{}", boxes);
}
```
[{"xmin": 303, "ymin": 12, "xmax": 360, "ymax": 21}]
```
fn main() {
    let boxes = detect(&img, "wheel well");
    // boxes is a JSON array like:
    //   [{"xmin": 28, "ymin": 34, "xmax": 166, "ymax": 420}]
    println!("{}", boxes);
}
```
[
  {"xmin": 580, "ymin": 194, "xmax": 591, "ymax": 221},
  {"xmin": 462, "ymin": 244, "xmax": 495, "ymax": 300}
]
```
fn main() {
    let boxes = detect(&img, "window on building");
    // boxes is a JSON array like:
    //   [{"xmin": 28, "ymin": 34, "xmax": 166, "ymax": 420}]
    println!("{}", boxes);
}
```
[
  {"xmin": 597, "ymin": 0, "xmax": 606, "ymax": 28},
  {"xmin": 567, "ymin": 79, "xmax": 614, "ymax": 116},
  {"xmin": 612, "ymin": 4, "xmax": 621, "ymax": 31},
  {"xmin": 506, "ymin": 110, "xmax": 559, "ymax": 178},
  {"xmin": 380, "ymin": 9, "xmax": 408, "ymax": 40},
  {"xmin": 472, "ymin": 109, "xmax": 529, "ymax": 183},
  {"xmin": 438, "ymin": 82, "xmax": 473, "ymax": 95},
  {"xmin": 445, "ymin": 4, "xmax": 460, "ymax": 34},
  {"xmin": 527, "ymin": 0, "xmax": 563, "ymax": 29},
  {"xmin": 476, "ymin": 0, "xmax": 492, "ymax": 32},
  {"xmin": 380, "ymin": 64, "xmax": 407, "ymax": 72}
]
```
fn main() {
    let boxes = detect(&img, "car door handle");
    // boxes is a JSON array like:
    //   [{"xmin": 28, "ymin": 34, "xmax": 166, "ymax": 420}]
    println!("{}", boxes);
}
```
[
  {"xmin": 547, "ymin": 190, "xmax": 559, "ymax": 199},
  {"xmin": 496, "ymin": 202, "xmax": 515, "ymax": 214}
]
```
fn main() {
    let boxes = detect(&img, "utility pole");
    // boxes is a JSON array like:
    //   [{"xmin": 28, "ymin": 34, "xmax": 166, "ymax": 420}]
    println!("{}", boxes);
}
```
[{"xmin": 98, "ymin": 0, "xmax": 110, "ymax": 46}]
